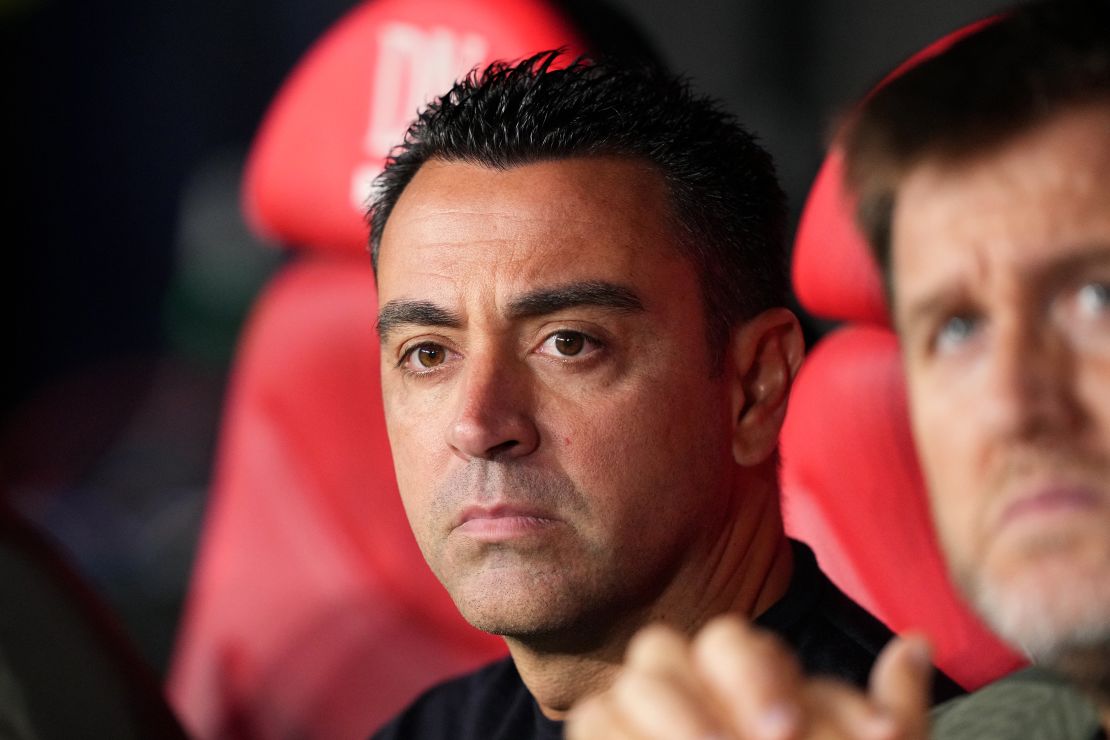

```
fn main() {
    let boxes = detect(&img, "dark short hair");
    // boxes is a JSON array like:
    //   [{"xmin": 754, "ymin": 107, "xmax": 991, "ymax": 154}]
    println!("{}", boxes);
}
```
[
  {"xmin": 842, "ymin": 0, "xmax": 1110, "ymax": 281},
  {"xmin": 368, "ymin": 51, "xmax": 787, "ymax": 366}
]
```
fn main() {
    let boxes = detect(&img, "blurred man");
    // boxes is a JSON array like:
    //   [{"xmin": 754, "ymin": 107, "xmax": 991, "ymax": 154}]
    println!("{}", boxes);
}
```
[
  {"xmin": 567, "ymin": 1, "xmax": 1110, "ymax": 737},
  {"xmin": 367, "ymin": 52, "xmax": 957, "ymax": 739}
]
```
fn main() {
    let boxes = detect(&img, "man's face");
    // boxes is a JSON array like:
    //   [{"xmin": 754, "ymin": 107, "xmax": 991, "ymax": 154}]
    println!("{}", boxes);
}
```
[
  {"xmin": 892, "ymin": 105, "xmax": 1110, "ymax": 664},
  {"xmin": 375, "ymin": 157, "xmax": 739, "ymax": 643}
]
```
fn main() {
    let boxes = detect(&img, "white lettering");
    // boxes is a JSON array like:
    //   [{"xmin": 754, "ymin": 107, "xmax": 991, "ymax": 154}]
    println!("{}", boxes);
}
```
[{"xmin": 351, "ymin": 22, "xmax": 489, "ymax": 210}]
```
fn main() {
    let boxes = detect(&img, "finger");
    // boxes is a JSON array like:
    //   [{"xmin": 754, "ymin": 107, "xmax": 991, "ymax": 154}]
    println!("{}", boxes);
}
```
[
  {"xmin": 626, "ymin": 623, "xmax": 695, "ymax": 675},
  {"xmin": 625, "ymin": 623, "xmax": 707, "ymax": 699},
  {"xmin": 567, "ymin": 692, "xmax": 646, "ymax": 740},
  {"xmin": 868, "ymin": 635, "xmax": 932, "ymax": 737},
  {"xmin": 608, "ymin": 668, "xmax": 732, "ymax": 740},
  {"xmin": 691, "ymin": 616, "xmax": 802, "ymax": 740},
  {"xmin": 619, "ymin": 623, "xmax": 734, "ymax": 738},
  {"xmin": 804, "ymin": 678, "xmax": 905, "ymax": 740}
]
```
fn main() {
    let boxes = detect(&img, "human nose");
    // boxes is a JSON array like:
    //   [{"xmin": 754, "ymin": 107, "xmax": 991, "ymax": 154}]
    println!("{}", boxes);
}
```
[
  {"xmin": 445, "ymin": 354, "xmax": 539, "ymax": 461},
  {"xmin": 981, "ymin": 318, "xmax": 1082, "ymax": 441}
]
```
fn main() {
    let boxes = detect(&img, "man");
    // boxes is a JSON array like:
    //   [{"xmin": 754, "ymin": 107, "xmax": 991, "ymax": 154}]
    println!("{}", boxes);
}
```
[
  {"xmin": 367, "ymin": 52, "xmax": 957, "ymax": 738},
  {"xmin": 566, "ymin": 1, "xmax": 1110, "ymax": 737}
]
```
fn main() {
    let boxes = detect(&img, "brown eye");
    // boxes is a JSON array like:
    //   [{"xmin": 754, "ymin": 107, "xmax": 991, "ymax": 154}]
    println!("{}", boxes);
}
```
[
  {"xmin": 553, "ymin": 332, "xmax": 584, "ymax": 356},
  {"xmin": 416, "ymin": 345, "xmax": 445, "ymax": 368}
]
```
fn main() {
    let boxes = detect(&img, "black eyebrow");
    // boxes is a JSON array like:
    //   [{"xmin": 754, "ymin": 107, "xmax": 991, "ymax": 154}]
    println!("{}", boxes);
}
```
[
  {"xmin": 506, "ymin": 281, "xmax": 644, "ymax": 319},
  {"xmin": 376, "ymin": 281, "xmax": 644, "ymax": 343},
  {"xmin": 376, "ymin": 300, "xmax": 463, "ymax": 342}
]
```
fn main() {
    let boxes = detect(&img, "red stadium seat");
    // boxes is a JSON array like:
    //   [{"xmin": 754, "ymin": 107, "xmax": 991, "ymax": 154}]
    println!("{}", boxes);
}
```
[
  {"xmin": 169, "ymin": 1, "xmax": 597, "ymax": 737},
  {"xmin": 241, "ymin": 0, "xmax": 585, "ymax": 258},
  {"xmin": 172, "ymin": 2, "xmax": 1023, "ymax": 735},
  {"xmin": 780, "ymin": 25, "xmax": 1027, "ymax": 691}
]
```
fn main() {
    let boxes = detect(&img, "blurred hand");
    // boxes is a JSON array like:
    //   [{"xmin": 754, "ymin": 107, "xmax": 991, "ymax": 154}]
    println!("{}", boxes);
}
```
[{"xmin": 566, "ymin": 616, "xmax": 932, "ymax": 740}]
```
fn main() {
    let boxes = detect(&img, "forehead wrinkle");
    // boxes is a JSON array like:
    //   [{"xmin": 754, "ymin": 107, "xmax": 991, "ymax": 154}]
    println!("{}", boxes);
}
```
[
  {"xmin": 378, "ymin": 157, "xmax": 684, "ymax": 344},
  {"xmin": 397, "ymin": 201, "xmax": 609, "ymax": 237},
  {"xmin": 896, "ymin": 184, "xmax": 1110, "ymax": 332}
]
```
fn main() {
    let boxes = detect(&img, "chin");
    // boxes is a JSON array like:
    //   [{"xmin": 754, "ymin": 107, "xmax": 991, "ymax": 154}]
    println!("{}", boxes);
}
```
[
  {"xmin": 449, "ymin": 572, "xmax": 581, "ymax": 635},
  {"xmin": 973, "ymin": 571, "xmax": 1110, "ymax": 659},
  {"xmin": 964, "ymin": 540, "xmax": 1110, "ymax": 697},
  {"xmin": 459, "ymin": 602, "xmax": 572, "ymax": 638},
  {"xmin": 450, "ymin": 579, "xmax": 629, "ymax": 652}
]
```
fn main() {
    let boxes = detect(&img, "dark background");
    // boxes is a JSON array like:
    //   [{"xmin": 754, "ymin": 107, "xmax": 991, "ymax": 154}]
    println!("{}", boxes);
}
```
[{"xmin": 4, "ymin": 0, "xmax": 1007, "ymax": 676}]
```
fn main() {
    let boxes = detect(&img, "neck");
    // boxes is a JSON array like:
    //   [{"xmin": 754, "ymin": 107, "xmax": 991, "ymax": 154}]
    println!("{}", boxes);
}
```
[
  {"xmin": 1041, "ymin": 640, "xmax": 1110, "ymax": 734},
  {"xmin": 508, "ymin": 469, "xmax": 794, "ymax": 719}
]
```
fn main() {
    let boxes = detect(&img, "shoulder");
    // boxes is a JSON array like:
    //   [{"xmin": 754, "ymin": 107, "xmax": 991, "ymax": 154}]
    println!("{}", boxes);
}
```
[
  {"xmin": 930, "ymin": 667, "xmax": 1101, "ymax": 740},
  {"xmin": 372, "ymin": 657, "xmax": 543, "ymax": 740},
  {"xmin": 760, "ymin": 541, "xmax": 964, "ymax": 701},
  {"xmin": 758, "ymin": 541, "xmax": 894, "ymax": 685}
]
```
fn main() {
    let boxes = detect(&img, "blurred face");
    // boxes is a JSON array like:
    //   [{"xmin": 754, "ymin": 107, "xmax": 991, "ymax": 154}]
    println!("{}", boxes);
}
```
[
  {"xmin": 892, "ymin": 105, "xmax": 1110, "ymax": 670},
  {"xmin": 375, "ymin": 157, "xmax": 738, "ymax": 643}
]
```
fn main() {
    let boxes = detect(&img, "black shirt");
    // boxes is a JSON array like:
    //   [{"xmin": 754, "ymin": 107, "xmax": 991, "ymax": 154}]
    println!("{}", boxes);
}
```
[{"xmin": 373, "ymin": 540, "xmax": 963, "ymax": 739}]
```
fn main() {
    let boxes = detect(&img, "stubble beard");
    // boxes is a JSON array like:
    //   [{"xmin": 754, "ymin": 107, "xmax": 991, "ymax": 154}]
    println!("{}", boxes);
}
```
[
  {"xmin": 947, "ymin": 445, "xmax": 1110, "ymax": 706},
  {"xmin": 961, "ymin": 533, "xmax": 1110, "ymax": 706},
  {"xmin": 423, "ymin": 461, "xmax": 653, "ymax": 649}
]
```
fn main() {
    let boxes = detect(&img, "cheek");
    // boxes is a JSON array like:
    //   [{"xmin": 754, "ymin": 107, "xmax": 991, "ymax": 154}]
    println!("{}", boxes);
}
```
[
  {"xmin": 929, "ymin": 486, "xmax": 979, "ymax": 574},
  {"xmin": 909, "ymin": 383, "xmax": 985, "ymax": 559},
  {"xmin": 548, "ymin": 405, "xmax": 632, "ymax": 490},
  {"xmin": 383, "ymin": 372, "xmax": 455, "ymax": 447},
  {"xmin": 556, "ymin": 373, "xmax": 727, "ymax": 504},
  {"xmin": 382, "ymin": 386, "xmax": 451, "ymax": 511},
  {"xmin": 1077, "ymin": 356, "xmax": 1110, "ymax": 439}
]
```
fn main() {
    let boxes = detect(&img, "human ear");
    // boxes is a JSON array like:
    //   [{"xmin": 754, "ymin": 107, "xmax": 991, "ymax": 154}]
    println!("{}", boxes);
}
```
[{"xmin": 728, "ymin": 308, "xmax": 805, "ymax": 467}]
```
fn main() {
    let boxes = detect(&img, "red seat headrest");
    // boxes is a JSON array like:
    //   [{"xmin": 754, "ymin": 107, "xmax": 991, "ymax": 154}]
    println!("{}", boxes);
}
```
[
  {"xmin": 792, "ymin": 149, "xmax": 888, "ymax": 325},
  {"xmin": 243, "ymin": 0, "xmax": 584, "ymax": 255},
  {"xmin": 785, "ymin": 15, "xmax": 1027, "ymax": 690},
  {"xmin": 791, "ymin": 18, "xmax": 998, "ymax": 325}
]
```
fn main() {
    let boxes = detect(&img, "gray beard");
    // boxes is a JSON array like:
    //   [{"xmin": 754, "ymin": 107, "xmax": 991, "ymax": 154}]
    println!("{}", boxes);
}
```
[{"xmin": 968, "ymin": 566, "xmax": 1110, "ymax": 707}]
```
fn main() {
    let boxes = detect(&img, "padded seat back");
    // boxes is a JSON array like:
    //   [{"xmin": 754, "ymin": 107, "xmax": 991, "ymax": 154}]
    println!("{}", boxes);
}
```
[{"xmin": 780, "ymin": 24, "xmax": 1026, "ymax": 691}]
